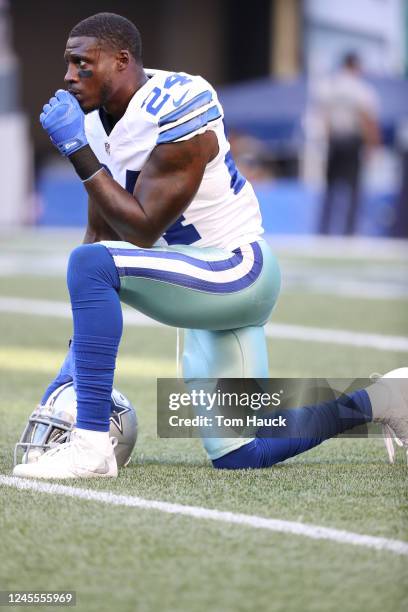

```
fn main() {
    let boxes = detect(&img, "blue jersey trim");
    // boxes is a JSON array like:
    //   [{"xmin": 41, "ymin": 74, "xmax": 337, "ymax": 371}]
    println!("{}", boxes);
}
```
[
  {"xmin": 158, "ymin": 90, "xmax": 213, "ymax": 127},
  {"xmin": 225, "ymin": 151, "xmax": 247, "ymax": 195},
  {"xmin": 157, "ymin": 105, "xmax": 222, "ymax": 144}
]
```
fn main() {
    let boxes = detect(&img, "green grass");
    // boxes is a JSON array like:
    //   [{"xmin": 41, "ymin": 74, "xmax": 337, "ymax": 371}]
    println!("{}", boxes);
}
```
[
  {"xmin": 0, "ymin": 234, "xmax": 407, "ymax": 612},
  {"xmin": 2, "ymin": 273, "xmax": 407, "ymax": 336},
  {"xmin": 274, "ymin": 292, "xmax": 408, "ymax": 336},
  {"xmin": 1, "ymin": 487, "xmax": 406, "ymax": 612}
]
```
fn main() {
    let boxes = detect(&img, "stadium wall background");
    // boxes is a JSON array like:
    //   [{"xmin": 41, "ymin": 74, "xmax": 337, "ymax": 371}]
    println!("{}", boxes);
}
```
[{"xmin": 9, "ymin": 0, "xmax": 297, "ymax": 161}]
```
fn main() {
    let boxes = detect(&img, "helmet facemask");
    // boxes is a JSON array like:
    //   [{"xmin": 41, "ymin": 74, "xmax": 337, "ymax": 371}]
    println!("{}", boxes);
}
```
[{"xmin": 14, "ymin": 383, "xmax": 137, "ymax": 467}]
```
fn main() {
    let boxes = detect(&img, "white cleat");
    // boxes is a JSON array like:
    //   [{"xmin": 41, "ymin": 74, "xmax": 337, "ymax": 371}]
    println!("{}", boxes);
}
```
[
  {"xmin": 367, "ymin": 368, "xmax": 408, "ymax": 464},
  {"xmin": 13, "ymin": 429, "xmax": 118, "ymax": 479}
]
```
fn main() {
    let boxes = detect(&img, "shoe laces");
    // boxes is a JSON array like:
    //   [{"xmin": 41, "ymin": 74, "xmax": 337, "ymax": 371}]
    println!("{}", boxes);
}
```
[
  {"xmin": 370, "ymin": 372, "xmax": 407, "ymax": 463},
  {"xmin": 39, "ymin": 432, "xmax": 117, "ymax": 462},
  {"xmin": 382, "ymin": 424, "xmax": 406, "ymax": 465},
  {"xmin": 37, "ymin": 439, "xmax": 76, "ymax": 462}
]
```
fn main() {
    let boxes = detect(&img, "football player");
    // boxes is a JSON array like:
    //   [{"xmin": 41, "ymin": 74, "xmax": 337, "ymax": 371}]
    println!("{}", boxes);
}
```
[{"xmin": 13, "ymin": 13, "xmax": 407, "ymax": 478}]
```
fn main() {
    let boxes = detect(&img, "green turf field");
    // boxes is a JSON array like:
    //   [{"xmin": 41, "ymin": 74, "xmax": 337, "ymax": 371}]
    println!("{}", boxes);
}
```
[{"xmin": 0, "ymin": 231, "xmax": 407, "ymax": 612}]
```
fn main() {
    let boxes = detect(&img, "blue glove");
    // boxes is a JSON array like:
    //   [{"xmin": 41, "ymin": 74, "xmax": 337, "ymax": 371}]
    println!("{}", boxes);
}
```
[{"xmin": 40, "ymin": 89, "xmax": 88, "ymax": 156}]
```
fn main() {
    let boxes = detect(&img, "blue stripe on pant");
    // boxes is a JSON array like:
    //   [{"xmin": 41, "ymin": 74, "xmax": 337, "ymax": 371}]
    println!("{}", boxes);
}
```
[
  {"xmin": 45, "ymin": 237, "xmax": 373, "ymax": 469},
  {"xmin": 49, "ymin": 240, "xmax": 280, "ymax": 444},
  {"xmin": 108, "ymin": 240, "xmax": 280, "ymax": 330},
  {"xmin": 108, "ymin": 242, "xmax": 263, "ymax": 293}
]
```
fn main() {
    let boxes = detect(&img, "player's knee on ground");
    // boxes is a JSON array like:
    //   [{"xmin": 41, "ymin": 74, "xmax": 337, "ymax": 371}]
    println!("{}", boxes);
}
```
[
  {"xmin": 211, "ymin": 436, "xmax": 303, "ymax": 469},
  {"xmin": 212, "ymin": 439, "xmax": 265, "ymax": 469},
  {"xmin": 67, "ymin": 244, "xmax": 120, "ymax": 295}
]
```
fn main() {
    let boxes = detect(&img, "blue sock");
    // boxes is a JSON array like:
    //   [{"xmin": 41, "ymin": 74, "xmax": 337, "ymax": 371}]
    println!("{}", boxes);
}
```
[
  {"xmin": 213, "ymin": 389, "xmax": 372, "ymax": 469},
  {"xmin": 41, "ymin": 341, "xmax": 75, "ymax": 404},
  {"xmin": 67, "ymin": 244, "xmax": 122, "ymax": 432}
]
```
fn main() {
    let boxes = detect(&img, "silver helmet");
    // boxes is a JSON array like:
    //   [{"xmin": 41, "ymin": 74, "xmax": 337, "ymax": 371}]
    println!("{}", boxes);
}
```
[{"xmin": 14, "ymin": 382, "xmax": 138, "ymax": 467}]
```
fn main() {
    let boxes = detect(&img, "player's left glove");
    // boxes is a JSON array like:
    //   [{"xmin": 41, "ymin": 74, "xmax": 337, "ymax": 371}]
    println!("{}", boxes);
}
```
[{"xmin": 40, "ymin": 89, "xmax": 88, "ymax": 156}]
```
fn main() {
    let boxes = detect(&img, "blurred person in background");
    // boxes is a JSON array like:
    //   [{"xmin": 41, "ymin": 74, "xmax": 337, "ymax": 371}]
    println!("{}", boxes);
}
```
[
  {"xmin": 394, "ymin": 117, "xmax": 408, "ymax": 238},
  {"xmin": 228, "ymin": 131, "xmax": 275, "ymax": 183},
  {"xmin": 316, "ymin": 52, "xmax": 381, "ymax": 235}
]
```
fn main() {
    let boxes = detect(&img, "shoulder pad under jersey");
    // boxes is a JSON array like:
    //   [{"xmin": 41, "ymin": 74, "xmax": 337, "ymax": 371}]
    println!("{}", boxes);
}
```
[{"xmin": 139, "ymin": 69, "xmax": 224, "ymax": 145}]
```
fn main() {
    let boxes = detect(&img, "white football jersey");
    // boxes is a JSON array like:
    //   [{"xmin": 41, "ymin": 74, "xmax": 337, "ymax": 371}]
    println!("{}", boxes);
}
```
[{"xmin": 84, "ymin": 69, "xmax": 264, "ymax": 250}]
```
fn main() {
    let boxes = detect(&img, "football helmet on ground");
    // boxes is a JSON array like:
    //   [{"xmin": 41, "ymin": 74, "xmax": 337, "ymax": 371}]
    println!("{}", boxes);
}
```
[{"xmin": 14, "ymin": 382, "xmax": 137, "ymax": 468}]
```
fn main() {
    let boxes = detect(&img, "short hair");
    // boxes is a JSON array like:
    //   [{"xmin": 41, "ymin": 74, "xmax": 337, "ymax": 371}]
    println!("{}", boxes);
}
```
[
  {"xmin": 69, "ymin": 13, "xmax": 142, "ymax": 62},
  {"xmin": 342, "ymin": 51, "xmax": 360, "ymax": 69}
]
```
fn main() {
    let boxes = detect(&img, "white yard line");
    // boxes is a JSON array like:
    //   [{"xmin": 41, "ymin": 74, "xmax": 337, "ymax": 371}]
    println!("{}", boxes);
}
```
[
  {"xmin": 2, "ymin": 245, "xmax": 407, "ymax": 299},
  {"xmin": 268, "ymin": 235, "xmax": 408, "ymax": 260},
  {"xmin": 265, "ymin": 322, "xmax": 408, "ymax": 352},
  {"xmin": 1, "ymin": 475, "xmax": 407, "ymax": 557},
  {"xmin": 2, "ymin": 231, "xmax": 408, "ymax": 260},
  {"xmin": 1, "ymin": 296, "xmax": 408, "ymax": 353}
]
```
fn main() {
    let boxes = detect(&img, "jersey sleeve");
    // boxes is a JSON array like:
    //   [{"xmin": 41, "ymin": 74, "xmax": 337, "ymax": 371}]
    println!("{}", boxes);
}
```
[{"xmin": 156, "ymin": 77, "xmax": 224, "ymax": 145}]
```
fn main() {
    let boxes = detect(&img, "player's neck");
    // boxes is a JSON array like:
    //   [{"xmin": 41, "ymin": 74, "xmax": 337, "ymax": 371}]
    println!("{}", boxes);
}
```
[{"xmin": 102, "ymin": 67, "xmax": 148, "ymax": 125}]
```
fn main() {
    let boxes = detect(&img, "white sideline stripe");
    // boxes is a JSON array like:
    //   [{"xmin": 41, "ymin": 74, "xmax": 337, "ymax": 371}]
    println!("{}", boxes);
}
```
[
  {"xmin": 0, "ymin": 296, "xmax": 161, "ymax": 327},
  {"xmin": 267, "ymin": 235, "xmax": 408, "ymax": 260},
  {"xmin": 1, "ymin": 476, "xmax": 407, "ymax": 557},
  {"xmin": 265, "ymin": 322, "xmax": 408, "ymax": 353},
  {"xmin": 1, "ymin": 296, "xmax": 408, "ymax": 353}
]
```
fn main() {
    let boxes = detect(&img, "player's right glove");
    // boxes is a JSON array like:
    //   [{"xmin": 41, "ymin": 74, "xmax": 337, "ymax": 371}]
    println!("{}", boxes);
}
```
[{"xmin": 40, "ymin": 89, "xmax": 88, "ymax": 157}]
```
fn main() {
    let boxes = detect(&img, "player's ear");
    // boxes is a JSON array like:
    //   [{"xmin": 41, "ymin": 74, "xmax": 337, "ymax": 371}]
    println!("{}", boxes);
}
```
[{"xmin": 116, "ymin": 50, "xmax": 130, "ymax": 71}]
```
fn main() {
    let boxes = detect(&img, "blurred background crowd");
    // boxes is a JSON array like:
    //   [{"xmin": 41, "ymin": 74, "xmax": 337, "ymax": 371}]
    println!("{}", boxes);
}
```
[{"xmin": 1, "ymin": 0, "xmax": 408, "ymax": 237}]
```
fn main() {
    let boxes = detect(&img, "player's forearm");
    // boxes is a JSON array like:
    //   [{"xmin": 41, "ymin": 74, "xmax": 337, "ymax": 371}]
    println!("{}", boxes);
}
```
[
  {"xmin": 83, "ymin": 198, "xmax": 123, "ymax": 244},
  {"xmin": 86, "ymin": 173, "xmax": 159, "ymax": 247},
  {"xmin": 69, "ymin": 146, "xmax": 160, "ymax": 247},
  {"xmin": 39, "ymin": 93, "xmax": 159, "ymax": 247},
  {"xmin": 82, "ymin": 226, "xmax": 117, "ymax": 244}
]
